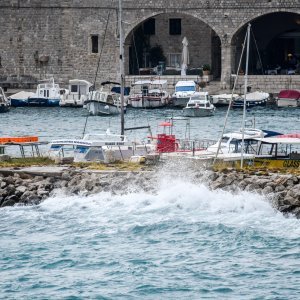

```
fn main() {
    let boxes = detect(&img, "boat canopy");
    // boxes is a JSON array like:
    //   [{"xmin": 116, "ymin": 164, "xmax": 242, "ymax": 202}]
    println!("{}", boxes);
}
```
[
  {"xmin": 175, "ymin": 81, "xmax": 196, "ymax": 87},
  {"xmin": 69, "ymin": 79, "xmax": 92, "ymax": 87},
  {"xmin": 254, "ymin": 137, "xmax": 300, "ymax": 145},
  {"xmin": 278, "ymin": 90, "xmax": 300, "ymax": 100}
]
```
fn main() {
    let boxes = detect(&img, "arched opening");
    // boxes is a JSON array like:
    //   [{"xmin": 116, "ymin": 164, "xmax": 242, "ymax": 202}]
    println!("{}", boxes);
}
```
[
  {"xmin": 124, "ymin": 13, "xmax": 221, "ymax": 79},
  {"xmin": 232, "ymin": 12, "xmax": 300, "ymax": 75}
]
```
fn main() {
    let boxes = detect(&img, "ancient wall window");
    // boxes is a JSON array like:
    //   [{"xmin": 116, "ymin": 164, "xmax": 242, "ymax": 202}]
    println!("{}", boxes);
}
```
[
  {"xmin": 168, "ymin": 53, "xmax": 181, "ymax": 68},
  {"xmin": 144, "ymin": 18, "xmax": 155, "ymax": 35},
  {"xmin": 169, "ymin": 19, "xmax": 181, "ymax": 35},
  {"xmin": 91, "ymin": 35, "xmax": 99, "ymax": 54}
]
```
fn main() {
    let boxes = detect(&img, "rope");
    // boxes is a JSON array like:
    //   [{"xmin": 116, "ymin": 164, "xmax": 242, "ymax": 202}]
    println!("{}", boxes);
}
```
[
  {"xmin": 93, "ymin": 1, "xmax": 114, "ymax": 87},
  {"xmin": 213, "ymin": 29, "xmax": 248, "ymax": 165},
  {"xmin": 132, "ymin": 31, "xmax": 141, "ymax": 75},
  {"xmin": 251, "ymin": 28, "xmax": 264, "ymax": 75}
]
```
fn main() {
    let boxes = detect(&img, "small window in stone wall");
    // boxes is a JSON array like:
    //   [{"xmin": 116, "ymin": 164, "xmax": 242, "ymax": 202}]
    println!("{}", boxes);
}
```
[
  {"xmin": 169, "ymin": 19, "xmax": 181, "ymax": 35},
  {"xmin": 168, "ymin": 53, "xmax": 181, "ymax": 68},
  {"xmin": 91, "ymin": 35, "xmax": 99, "ymax": 54},
  {"xmin": 144, "ymin": 18, "xmax": 155, "ymax": 35}
]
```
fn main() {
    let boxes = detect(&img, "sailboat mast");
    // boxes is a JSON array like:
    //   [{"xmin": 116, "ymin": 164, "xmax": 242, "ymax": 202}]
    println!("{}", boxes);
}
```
[
  {"xmin": 241, "ymin": 23, "xmax": 251, "ymax": 169},
  {"xmin": 118, "ymin": 0, "xmax": 125, "ymax": 136}
]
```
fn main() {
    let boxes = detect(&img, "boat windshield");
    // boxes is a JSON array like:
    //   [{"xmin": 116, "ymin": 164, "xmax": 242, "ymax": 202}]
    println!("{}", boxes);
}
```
[
  {"xmin": 221, "ymin": 137, "xmax": 230, "ymax": 143},
  {"xmin": 176, "ymin": 86, "xmax": 195, "ymax": 92},
  {"xmin": 191, "ymin": 95, "xmax": 206, "ymax": 100},
  {"xmin": 75, "ymin": 146, "xmax": 89, "ymax": 153}
]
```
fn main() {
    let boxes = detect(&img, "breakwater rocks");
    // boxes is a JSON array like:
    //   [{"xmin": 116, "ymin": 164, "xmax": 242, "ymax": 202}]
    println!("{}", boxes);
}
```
[
  {"xmin": 206, "ymin": 170, "xmax": 300, "ymax": 218},
  {"xmin": 0, "ymin": 167, "xmax": 299, "ymax": 218}
]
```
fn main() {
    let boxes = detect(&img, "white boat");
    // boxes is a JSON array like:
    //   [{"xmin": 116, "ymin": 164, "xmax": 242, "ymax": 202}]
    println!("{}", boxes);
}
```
[
  {"xmin": 171, "ymin": 80, "xmax": 197, "ymax": 107},
  {"xmin": 48, "ymin": 129, "xmax": 154, "ymax": 163},
  {"xmin": 0, "ymin": 87, "xmax": 10, "ymax": 113},
  {"xmin": 129, "ymin": 79, "xmax": 169, "ymax": 108},
  {"xmin": 211, "ymin": 93, "xmax": 239, "ymax": 107},
  {"xmin": 60, "ymin": 79, "xmax": 92, "ymax": 107},
  {"xmin": 277, "ymin": 90, "xmax": 300, "ymax": 108},
  {"xmin": 206, "ymin": 128, "xmax": 266, "ymax": 155},
  {"xmin": 84, "ymin": 81, "xmax": 126, "ymax": 116},
  {"xmin": 183, "ymin": 92, "xmax": 215, "ymax": 117},
  {"xmin": 232, "ymin": 91, "xmax": 269, "ymax": 108},
  {"xmin": 27, "ymin": 78, "xmax": 62, "ymax": 106}
]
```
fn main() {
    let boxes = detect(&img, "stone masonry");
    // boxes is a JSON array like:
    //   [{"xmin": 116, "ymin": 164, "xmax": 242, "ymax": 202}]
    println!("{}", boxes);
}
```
[{"xmin": 0, "ymin": 0, "xmax": 299, "ymax": 89}]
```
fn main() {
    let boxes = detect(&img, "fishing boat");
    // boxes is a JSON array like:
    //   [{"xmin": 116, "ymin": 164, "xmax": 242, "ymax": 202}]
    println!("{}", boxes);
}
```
[
  {"xmin": 84, "ymin": 81, "xmax": 127, "ymax": 116},
  {"xmin": 276, "ymin": 90, "xmax": 300, "ymax": 108},
  {"xmin": 60, "ymin": 79, "xmax": 92, "ymax": 107},
  {"xmin": 129, "ymin": 79, "xmax": 169, "ymax": 108},
  {"xmin": 0, "ymin": 87, "xmax": 10, "ymax": 113},
  {"xmin": 27, "ymin": 78, "xmax": 61, "ymax": 106},
  {"xmin": 183, "ymin": 92, "xmax": 215, "ymax": 117},
  {"xmin": 232, "ymin": 91, "xmax": 269, "ymax": 108},
  {"xmin": 171, "ymin": 80, "xmax": 197, "ymax": 107}
]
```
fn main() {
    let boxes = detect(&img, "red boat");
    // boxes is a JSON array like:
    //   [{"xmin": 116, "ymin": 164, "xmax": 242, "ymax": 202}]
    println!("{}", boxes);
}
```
[{"xmin": 277, "ymin": 90, "xmax": 300, "ymax": 108}]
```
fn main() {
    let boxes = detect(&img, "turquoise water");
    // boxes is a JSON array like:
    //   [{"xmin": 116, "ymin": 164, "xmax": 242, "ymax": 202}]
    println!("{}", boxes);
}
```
[
  {"xmin": 1, "ymin": 176, "xmax": 300, "ymax": 299},
  {"xmin": 0, "ymin": 106, "xmax": 300, "ymax": 298},
  {"xmin": 0, "ymin": 105, "xmax": 299, "ymax": 142}
]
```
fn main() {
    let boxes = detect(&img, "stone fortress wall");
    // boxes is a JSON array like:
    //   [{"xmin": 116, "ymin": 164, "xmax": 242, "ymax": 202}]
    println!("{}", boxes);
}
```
[{"xmin": 0, "ymin": 0, "xmax": 299, "ymax": 90}]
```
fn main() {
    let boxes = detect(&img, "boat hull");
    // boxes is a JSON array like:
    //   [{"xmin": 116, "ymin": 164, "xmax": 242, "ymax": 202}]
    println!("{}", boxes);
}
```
[
  {"xmin": 130, "ymin": 97, "xmax": 167, "ymax": 108},
  {"xmin": 10, "ymin": 98, "xmax": 30, "ymax": 107},
  {"xmin": 26, "ymin": 98, "xmax": 60, "ymax": 107},
  {"xmin": 86, "ymin": 100, "xmax": 120, "ymax": 116},
  {"xmin": 277, "ymin": 98, "xmax": 300, "ymax": 108},
  {"xmin": 253, "ymin": 158, "xmax": 300, "ymax": 169},
  {"xmin": 183, "ymin": 107, "xmax": 215, "ymax": 117},
  {"xmin": 0, "ymin": 104, "xmax": 9, "ymax": 113},
  {"xmin": 232, "ymin": 99, "xmax": 267, "ymax": 108},
  {"xmin": 172, "ymin": 97, "xmax": 190, "ymax": 108}
]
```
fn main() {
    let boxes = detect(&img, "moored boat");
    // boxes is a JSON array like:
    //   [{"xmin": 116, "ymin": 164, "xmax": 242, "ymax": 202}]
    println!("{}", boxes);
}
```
[
  {"xmin": 84, "ymin": 81, "xmax": 127, "ymax": 116},
  {"xmin": 212, "ymin": 93, "xmax": 239, "ymax": 107},
  {"xmin": 60, "ymin": 79, "xmax": 92, "ymax": 107},
  {"xmin": 232, "ymin": 91, "xmax": 269, "ymax": 108},
  {"xmin": 276, "ymin": 90, "xmax": 300, "ymax": 108},
  {"xmin": 129, "ymin": 80, "xmax": 169, "ymax": 108},
  {"xmin": 27, "ymin": 78, "xmax": 61, "ymax": 106},
  {"xmin": 183, "ymin": 92, "xmax": 215, "ymax": 117},
  {"xmin": 171, "ymin": 80, "xmax": 197, "ymax": 107}
]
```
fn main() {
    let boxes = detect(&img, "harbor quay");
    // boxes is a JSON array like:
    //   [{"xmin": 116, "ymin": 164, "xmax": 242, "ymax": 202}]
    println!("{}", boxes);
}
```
[{"xmin": 0, "ymin": 0, "xmax": 299, "ymax": 92}]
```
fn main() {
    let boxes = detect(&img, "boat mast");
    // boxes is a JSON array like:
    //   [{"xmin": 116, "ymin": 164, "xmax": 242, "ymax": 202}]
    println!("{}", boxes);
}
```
[
  {"xmin": 118, "ymin": 0, "xmax": 125, "ymax": 136},
  {"xmin": 241, "ymin": 23, "xmax": 251, "ymax": 168}
]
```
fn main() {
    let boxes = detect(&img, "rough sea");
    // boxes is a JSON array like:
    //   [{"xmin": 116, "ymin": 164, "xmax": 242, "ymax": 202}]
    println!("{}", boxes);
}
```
[{"xmin": 0, "ymin": 106, "xmax": 300, "ymax": 299}]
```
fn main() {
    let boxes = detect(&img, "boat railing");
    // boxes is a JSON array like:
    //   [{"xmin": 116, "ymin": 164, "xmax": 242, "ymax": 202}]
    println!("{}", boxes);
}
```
[{"xmin": 178, "ymin": 138, "xmax": 217, "ymax": 152}]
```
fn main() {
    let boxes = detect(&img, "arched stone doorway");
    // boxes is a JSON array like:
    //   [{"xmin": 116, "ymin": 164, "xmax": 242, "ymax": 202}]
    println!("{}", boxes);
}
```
[
  {"xmin": 124, "ymin": 13, "xmax": 221, "ymax": 79},
  {"xmin": 232, "ymin": 12, "xmax": 300, "ymax": 75}
]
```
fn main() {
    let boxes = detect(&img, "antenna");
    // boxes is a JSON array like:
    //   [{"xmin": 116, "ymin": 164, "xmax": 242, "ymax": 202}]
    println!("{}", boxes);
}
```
[{"xmin": 241, "ymin": 23, "xmax": 251, "ymax": 169}]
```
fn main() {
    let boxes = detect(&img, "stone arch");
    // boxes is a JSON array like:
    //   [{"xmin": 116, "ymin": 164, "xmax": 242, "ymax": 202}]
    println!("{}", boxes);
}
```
[
  {"xmin": 123, "ymin": 12, "xmax": 222, "ymax": 78},
  {"xmin": 230, "ymin": 10, "xmax": 300, "ymax": 75}
]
